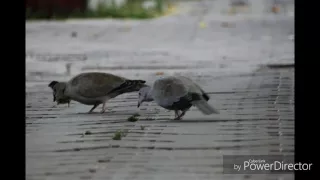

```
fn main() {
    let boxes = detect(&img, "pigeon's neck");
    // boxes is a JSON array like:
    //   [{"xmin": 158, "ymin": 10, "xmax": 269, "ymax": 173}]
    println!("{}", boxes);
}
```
[
  {"xmin": 145, "ymin": 89, "xmax": 154, "ymax": 102},
  {"xmin": 60, "ymin": 82, "xmax": 70, "ymax": 97}
]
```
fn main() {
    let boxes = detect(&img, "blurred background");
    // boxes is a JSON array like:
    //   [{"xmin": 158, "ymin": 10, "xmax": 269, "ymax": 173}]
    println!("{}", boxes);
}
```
[
  {"xmin": 26, "ymin": 0, "xmax": 294, "ymax": 20},
  {"xmin": 26, "ymin": 0, "xmax": 294, "ymax": 88}
]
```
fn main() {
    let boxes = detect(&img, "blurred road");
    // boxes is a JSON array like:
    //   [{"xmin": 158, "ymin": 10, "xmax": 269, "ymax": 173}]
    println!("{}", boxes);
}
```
[{"xmin": 26, "ymin": 0, "xmax": 294, "ymax": 180}]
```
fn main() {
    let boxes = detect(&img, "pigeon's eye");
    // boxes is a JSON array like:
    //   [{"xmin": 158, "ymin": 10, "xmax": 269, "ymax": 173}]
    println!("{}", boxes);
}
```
[{"xmin": 139, "ymin": 93, "xmax": 141, "ymax": 96}]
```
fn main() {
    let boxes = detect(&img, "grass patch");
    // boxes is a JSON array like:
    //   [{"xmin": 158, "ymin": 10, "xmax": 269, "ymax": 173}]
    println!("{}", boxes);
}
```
[
  {"xmin": 26, "ymin": 0, "xmax": 174, "ymax": 20},
  {"xmin": 127, "ymin": 113, "xmax": 140, "ymax": 122},
  {"xmin": 112, "ymin": 129, "xmax": 129, "ymax": 140}
]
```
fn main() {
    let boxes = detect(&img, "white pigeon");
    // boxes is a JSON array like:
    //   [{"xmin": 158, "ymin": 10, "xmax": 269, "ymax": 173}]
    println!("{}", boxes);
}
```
[
  {"xmin": 137, "ymin": 75, "xmax": 219, "ymax": 120},
  {"xmin": 48, "ymin": 72, "xmax": 146, "ymax": 113}
]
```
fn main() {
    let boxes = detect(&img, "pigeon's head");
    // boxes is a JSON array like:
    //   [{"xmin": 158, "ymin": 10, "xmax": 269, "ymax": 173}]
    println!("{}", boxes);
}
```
[
  {"xmin": 137, "ymin": 86, "xmax": 153, "ymax": 108},
  {"xmin": 48, "ymin": 81, "xmax": 70, "ymax": 104}
]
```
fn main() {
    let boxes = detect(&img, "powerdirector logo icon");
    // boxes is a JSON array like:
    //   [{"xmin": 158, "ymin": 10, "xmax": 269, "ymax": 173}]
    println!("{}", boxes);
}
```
[{"xmin": 223, "ymin": 155, "xmax": 312, "ymax": 174}]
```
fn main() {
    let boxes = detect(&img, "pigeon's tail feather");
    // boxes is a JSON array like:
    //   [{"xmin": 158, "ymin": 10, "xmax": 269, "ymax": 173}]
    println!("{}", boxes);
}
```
[
  {"xmin": 202, "ymin": 93, "xmax": 210, "ymax": 101},
  {"xmin": 192, "ymin": 100, "xmax": 219, "ymax": 115},
  {"xmin": 124, "ymin": 80, "xmax": 146, "ymax": 88},
  {"xmin": 108, "ymin": 80, "xmax": 146, "ymax": 94}
]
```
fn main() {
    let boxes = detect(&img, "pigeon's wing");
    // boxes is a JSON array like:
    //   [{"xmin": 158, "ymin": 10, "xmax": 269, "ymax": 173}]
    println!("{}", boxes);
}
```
[
  {"xmin": 176, "ymin": 76, "xmax": 217, "ymax": 114},
  {"xmin": 176, "ymin": 76, "xmax": 203, "ymax": 93},
  {"xmin": 152, "ymin": 77, "xmax": 189, "ymax": 107},
  {"xmin": 70, "ymin": 72, "xmax": 127, "ymax": 98},
  {"xmin": 177, "ymin": 76, "xmax": 209, "ymax": 100}
]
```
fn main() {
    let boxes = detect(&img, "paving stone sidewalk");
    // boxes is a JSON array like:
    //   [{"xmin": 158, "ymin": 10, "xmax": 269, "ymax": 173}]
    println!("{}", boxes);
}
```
[
  {"xmin": 26, "ymin": 0, "xmax": 294, "ymax": 180},
  {"xmin": 26, "ymin": 66, "xmax": 294, "ymax": 180}
]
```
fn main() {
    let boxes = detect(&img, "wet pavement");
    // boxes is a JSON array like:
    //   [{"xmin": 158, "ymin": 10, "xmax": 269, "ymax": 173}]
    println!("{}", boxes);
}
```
[{"xmin": 26, "ymin": 0, "xmax": 294, "ymax": 180}]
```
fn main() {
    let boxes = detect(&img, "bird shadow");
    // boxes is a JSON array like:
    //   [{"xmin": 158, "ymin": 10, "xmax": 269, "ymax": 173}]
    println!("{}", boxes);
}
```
[
  {"xmin": 72, "ymin": 111, "xmax": 139, "ymax": 116},
  {"xmin": 154, "ymin": 118, "xmax": 230, "ymax": 123},
  {"xmin": 75, "ymin": 112, "xmax": 102, "ymax": 115},
  {"xmin": 70, "ymin": 112, "xmax": 115, "ymax": 116}
]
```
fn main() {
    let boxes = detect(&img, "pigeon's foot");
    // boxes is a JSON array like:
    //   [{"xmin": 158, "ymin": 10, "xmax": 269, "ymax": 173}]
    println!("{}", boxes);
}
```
[
  {"xmin": 174, "ymin": 111, "xmax": 186, "ymax": 120},
  {"xmin": 100, "ymin": 102, "xmax": 107, "ymax": 114},
  {"xmin": 88, "ymin": 109, "xmax": 95, "ymax": 114},
  {"xmin": 88, "ymin": 104, "xmax": 99, "ymax": 113}
]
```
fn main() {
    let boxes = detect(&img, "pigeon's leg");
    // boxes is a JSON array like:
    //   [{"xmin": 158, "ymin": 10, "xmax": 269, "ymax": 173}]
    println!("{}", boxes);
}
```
[
  {"xmin": 175, "ymin": 111, "xmax": 187, "ymax": 120},
  {"xmin": 174, "ymin": 110, "xmax": 180, "ymax": 118},
  {"xmin": 174, "ymin": 110, "xmax": 183, "ymax": 120},
  {"xmin": 100, "ymin": 101, "xmax": 107, "ymax": 113},
  {"xmin": 88, "ymin": 104, "xmax": 99, "ymax": 113},
  {"xmin": 179, "ymin": 111, "xmax": 187, "ymax": 118}
]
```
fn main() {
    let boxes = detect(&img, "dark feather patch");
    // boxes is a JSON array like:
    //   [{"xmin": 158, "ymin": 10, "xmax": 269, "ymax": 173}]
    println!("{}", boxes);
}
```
[
  {"xmin": 163, "ymin": 93, "xmax": 209, "ymax": 111},
  {"xmin": 107, "ymin": 80, "xmax": 146, "ymax": 95},
  {"xmin": 48, "ymin": 81, "xmax": 59, "ymax": 89},
  {"xmin": 190, "ymin": 93, "xmax": 203, "ymax": 101},
  {"xmin": 202, "ymin": 93, "xmax": 210, "ymax": 101}
]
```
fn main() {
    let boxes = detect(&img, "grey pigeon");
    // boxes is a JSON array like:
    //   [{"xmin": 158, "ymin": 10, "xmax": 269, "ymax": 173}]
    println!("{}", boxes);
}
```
[
  {"xmin": 48, "ymin": 72, "xmax": 146, "ymax": 113},
  {"xmin": 137, "ymin": 76, "xmax": 219, "ymax": 120}
]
